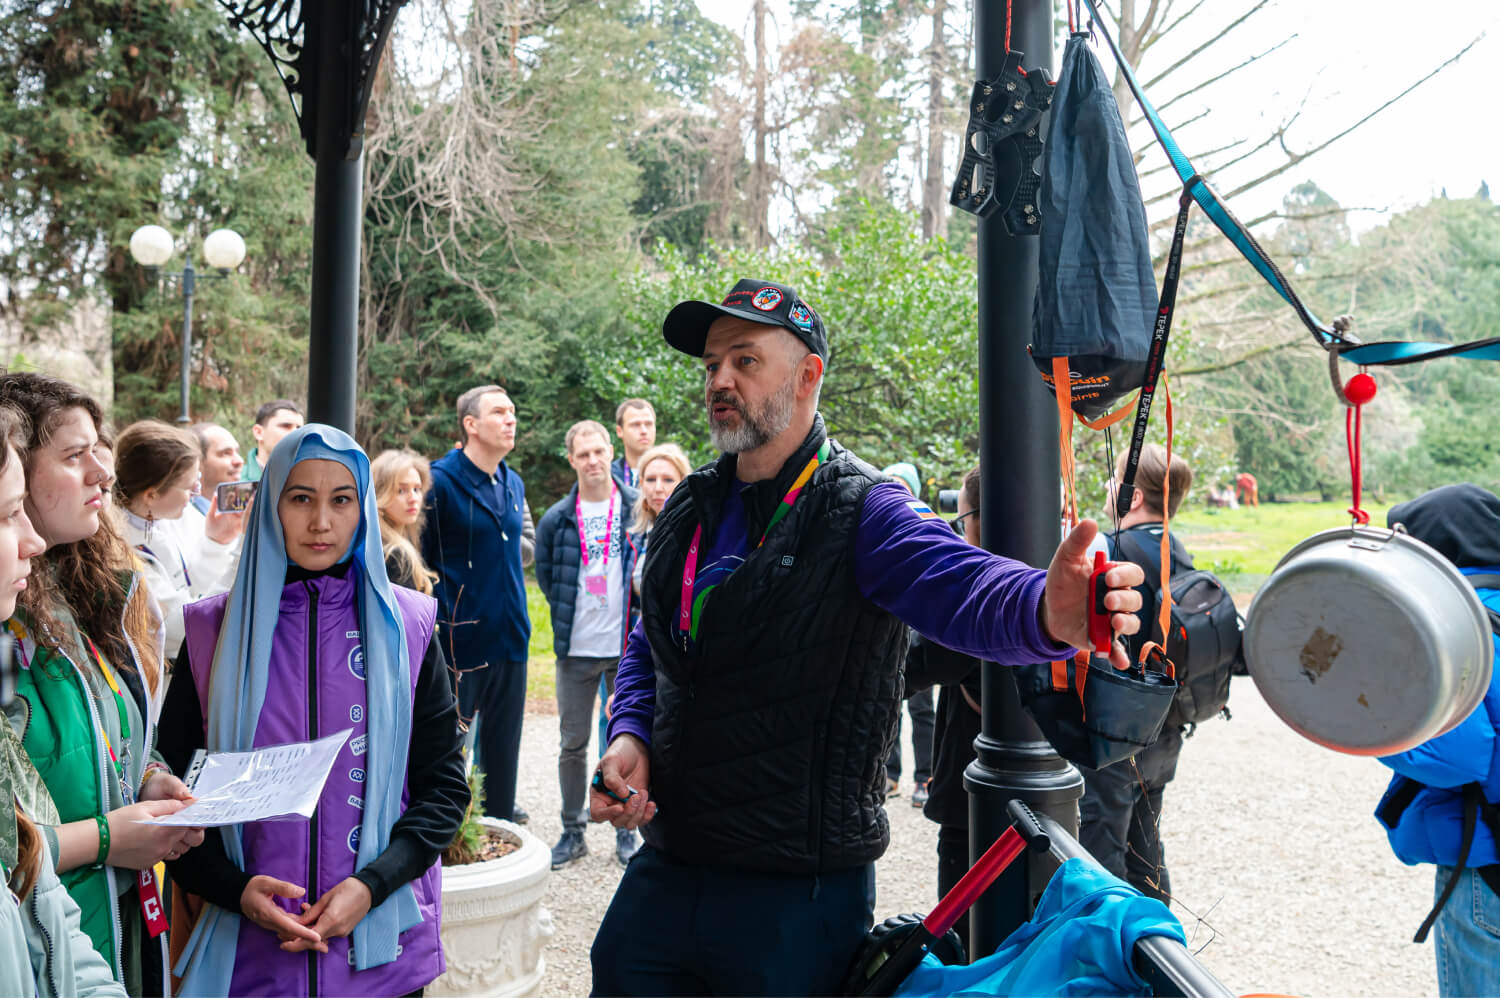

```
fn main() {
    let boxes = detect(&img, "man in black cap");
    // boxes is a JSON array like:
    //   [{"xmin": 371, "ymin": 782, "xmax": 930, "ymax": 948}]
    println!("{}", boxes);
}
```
[{"xmin": 588, "ymin": 279, "xmax": 1145, "ymax": 996}]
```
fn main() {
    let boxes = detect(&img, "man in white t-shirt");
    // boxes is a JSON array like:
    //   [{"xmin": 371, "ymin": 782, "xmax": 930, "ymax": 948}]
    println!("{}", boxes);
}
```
[{"xmin": 536, "ymin": 420, "xmax": 641, "ymax": 869}]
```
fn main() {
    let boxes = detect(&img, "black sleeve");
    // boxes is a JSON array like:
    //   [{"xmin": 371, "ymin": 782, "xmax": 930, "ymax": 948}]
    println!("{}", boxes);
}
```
[
  {"xmin": 534, "ymin": 511, "xmax": 555, "ymax": 595},
  {"xmin": 161, "ymin": 648, "xmax": 254, "ymax": 913},
  {"xmin": 352, "ymin": 636, "xmax": 469, "ymax": 908},
  {"xmin": 903, "ymin": 631, "xmax": 982, "ymax": 698},
  {"xmin": 384, "ymin": 549, "xmax": 415, "ymax": 590}
]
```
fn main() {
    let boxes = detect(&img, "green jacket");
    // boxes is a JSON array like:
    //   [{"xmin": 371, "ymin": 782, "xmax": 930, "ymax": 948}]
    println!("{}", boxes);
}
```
[
  {"xmin": 5, "ymin": 594, "xmax": 168, "ymax": 994},
  {"xmin": 1, "ymin": 731, "xmax": 124, "ymax": 998}
]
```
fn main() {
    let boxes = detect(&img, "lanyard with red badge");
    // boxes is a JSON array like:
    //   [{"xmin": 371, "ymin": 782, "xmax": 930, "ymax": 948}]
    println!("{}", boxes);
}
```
[
  {"xmin": 678, "ymin": 441, "xmax": 830, "ymax": 647},
  {"xmin": 577, "ymin": 484, "xmax": 617, "ymax": 602},
  {"xmin": 85, "ymin": 639, "xmax": 169, "ymax": 939}
]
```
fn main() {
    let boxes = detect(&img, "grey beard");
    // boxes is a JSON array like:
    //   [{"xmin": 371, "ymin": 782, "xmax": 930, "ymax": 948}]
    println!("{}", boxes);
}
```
[{"xmin": 708, "ymin": 376, "xmax": 797, "ymax": 454}]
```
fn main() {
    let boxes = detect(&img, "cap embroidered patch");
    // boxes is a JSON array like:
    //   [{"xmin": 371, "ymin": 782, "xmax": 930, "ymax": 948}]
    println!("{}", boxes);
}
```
[
  {"xmin": 788, "ymin": 302, "xmax": 814, "ymax": 329},
  {"xmin": 752, "ymin": 287, "xmax": 783, "ymax": 311},
  {"xmin": 906, "ymin": 500, "xmax": 941, "ymax": 520}
]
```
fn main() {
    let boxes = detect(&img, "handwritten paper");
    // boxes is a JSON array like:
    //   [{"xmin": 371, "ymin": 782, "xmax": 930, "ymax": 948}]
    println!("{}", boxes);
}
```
[{"xmin": 138, "ymin": 729, "xmax": 351, "ymax": 827}]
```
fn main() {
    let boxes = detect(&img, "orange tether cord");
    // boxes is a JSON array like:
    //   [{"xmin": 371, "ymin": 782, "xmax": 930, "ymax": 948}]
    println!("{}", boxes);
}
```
[
  {"xmin": 1154, "ymin": 375, "xmax": 1175, "ymax": 649},
  {"xmin": 1052, "ymin": 356, "xmax": 1078, "ymax": 530}
]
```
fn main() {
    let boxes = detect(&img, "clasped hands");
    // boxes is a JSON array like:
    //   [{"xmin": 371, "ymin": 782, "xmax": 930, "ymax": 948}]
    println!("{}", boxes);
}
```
[{"xmin": 240, "ymin": 875, "xmax": 373, "ymax": 953}]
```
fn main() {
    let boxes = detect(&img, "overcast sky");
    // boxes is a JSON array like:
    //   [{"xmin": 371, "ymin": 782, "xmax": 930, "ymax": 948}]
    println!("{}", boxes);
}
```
[{"xmin": 698, "ymin": 0, "xmax": 1500, "ymax": 234}]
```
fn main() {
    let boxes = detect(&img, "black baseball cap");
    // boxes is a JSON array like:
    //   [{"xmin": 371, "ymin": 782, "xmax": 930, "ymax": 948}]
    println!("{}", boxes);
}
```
[{"xmin": 663, "ymin": 279, "xmax": 829, "ymax": 360}]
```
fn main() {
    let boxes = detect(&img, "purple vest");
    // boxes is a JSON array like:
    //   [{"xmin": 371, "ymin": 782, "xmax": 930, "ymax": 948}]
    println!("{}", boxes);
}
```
[{"xmin": 182, "ymin": 573, "xmax": 445, "ymax": 997}]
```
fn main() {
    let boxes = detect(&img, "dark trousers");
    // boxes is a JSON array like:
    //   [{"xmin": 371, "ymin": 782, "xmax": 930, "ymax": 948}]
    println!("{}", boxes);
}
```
[
  {"xmin": 886, "ymin": 687, "xmax": 936, "ymax": 785},
  {"xmin": 936, "ymin": 824, "xmax": 972, "ymax": 958},
  {"xmin": 457, "ymin": 658, "xmax": 527, "ymax": 822},
  {"xmin": 1078, "ymin": 728, "xmax": 1183, "ymax": 903},
  {"xmin": 591, "ymin": 845, "xmax": 876, "ymax": 996}
]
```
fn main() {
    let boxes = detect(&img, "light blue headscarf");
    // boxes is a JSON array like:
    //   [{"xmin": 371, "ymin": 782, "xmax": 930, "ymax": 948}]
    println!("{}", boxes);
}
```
[{"xmin": 176, "ymin": 424, "xmax": 421, "ymax": 991}]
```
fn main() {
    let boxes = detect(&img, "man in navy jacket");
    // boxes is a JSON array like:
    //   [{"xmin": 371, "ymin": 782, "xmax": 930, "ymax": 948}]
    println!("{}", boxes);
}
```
[
  {"xmin": 537, "ymin": 420, "xmax": 640, "ymax": 869},
  {"xmin": 422, "ymin": 385, "xmax": 532, "ymax": 824}
]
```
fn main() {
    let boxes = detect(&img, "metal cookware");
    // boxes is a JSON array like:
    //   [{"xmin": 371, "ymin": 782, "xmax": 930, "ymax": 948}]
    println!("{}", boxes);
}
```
[{"xmin": 1244, "ymin": 524, "xmax": 1492, "ymax": 756}]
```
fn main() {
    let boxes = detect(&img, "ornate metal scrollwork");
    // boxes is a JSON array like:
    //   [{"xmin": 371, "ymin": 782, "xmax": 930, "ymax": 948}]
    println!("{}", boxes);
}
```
[
  {"xmin": 216, "ymin": 0, "xmax": 306, "ymax": 125},
  {"xmin": 217, "ymin": 0, "xmax": 408, "ymax": 159},
  {"xmin": 350, "ymin": 0, "xmax": 409, "ymax": 154}
]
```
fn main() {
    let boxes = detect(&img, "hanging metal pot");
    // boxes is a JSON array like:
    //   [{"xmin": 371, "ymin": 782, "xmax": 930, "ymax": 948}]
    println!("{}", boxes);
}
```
[{"xmin": 1243, "ymin": 523, "xmax": 1492, "ymax": 756}]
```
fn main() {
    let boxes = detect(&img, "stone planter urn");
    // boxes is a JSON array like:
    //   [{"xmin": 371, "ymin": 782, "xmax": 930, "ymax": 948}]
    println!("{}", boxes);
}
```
[{"xmin": 430, "ymin": 818, "xmax": 554, "ymax": 998}]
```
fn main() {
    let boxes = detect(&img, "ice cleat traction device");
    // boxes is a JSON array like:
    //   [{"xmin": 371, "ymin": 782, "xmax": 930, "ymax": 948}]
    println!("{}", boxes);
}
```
[{"xmin": 949, "ymin": 49, "xmax": 1055, "ymax": 234}]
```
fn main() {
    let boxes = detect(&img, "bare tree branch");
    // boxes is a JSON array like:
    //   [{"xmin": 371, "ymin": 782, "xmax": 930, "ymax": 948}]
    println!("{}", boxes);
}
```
[
  {"xmin": 1139, "ymin": 0, "xmax": 1275, "ymax": 92},
  {"xmin": 1137, "ymin": 136, "xmax": 1247, "ymax": 181},
  {"xmin": 1141, "ymin": 33, "xmax": 1485, "ymax": 227},
  {"xmin": 1179, "ymin": 271, "xmax": 1361, "ymax": 308},
  {"xmin": 1138, "ymin": 0, "xmax": 1211, "ymax": 56},
  {"xmin": 1134, "ymin": 35, "xmax": 1294, "ymax": 120},
  {"xmin": 1174, "ymin": 337, "xmax": 1303, "ymax": 377}
]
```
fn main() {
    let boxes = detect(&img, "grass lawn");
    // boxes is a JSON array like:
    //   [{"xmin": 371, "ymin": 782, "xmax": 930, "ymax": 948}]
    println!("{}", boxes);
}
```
[
  {"xmin": 1171, "ymin": 500, "xmax": 1389, "ymax": 602},
  {"xmin": 525, "ymin": 581, "xmax": 557, "ymax": 704}
]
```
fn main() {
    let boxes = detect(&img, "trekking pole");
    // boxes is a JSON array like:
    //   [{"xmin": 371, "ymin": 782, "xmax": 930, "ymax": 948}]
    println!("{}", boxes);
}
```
[{"xmin": 856, "ymin": 803, "xmax": 1051, "ymax": 996}]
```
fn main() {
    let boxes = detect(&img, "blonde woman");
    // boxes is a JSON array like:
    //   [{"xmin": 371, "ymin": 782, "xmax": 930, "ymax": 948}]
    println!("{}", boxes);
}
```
[
  {"xmin": 628, "ymin": 443, "xmax": 691, "ymax": 595},
  {"xmin": 372, "ymin": 448, "xmax": 438, "ymax": 594}
]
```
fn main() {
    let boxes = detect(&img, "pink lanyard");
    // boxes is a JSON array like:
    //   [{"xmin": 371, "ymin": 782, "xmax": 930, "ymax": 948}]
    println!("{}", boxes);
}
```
[
  {"xmin": 576, "ymin": 484, "xmax": 617, "ymax": 574},
  {"xmin": 678, "ymin": 441, "xmax": 829, "ymax": 642}
]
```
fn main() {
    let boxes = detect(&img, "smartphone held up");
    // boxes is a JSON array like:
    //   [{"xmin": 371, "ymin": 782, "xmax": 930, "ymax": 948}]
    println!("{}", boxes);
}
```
[{"xmin": 214, "ymin": 479, "xmax": 257, "ymax": 513}]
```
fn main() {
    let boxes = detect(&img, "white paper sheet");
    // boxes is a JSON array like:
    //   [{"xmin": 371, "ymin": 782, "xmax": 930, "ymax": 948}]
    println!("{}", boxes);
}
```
[{"xmin": 138, "ymin": 729, "xmax": 352, "ymax": 827}]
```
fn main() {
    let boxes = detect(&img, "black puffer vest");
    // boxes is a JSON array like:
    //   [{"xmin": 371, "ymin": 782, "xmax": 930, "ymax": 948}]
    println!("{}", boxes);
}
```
[{"xmin": 638, "ymin": 421, "xmax": 908, "ymax": 873}]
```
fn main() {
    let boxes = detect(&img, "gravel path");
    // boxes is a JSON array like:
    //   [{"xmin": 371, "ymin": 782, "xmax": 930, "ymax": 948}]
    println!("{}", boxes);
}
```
[{"xmin": 513, "ymin": 675, "xmax": 1436, "ymax": 997}]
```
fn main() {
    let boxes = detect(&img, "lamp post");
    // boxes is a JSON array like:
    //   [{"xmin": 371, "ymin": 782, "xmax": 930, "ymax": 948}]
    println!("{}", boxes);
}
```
[
  {"xmin": 965, "ymin": 0, "xmax": 1080, "ymax": 956},
  {"xmin": 129, "ymin": 225, "xmax": 247, "ymax": 424}
]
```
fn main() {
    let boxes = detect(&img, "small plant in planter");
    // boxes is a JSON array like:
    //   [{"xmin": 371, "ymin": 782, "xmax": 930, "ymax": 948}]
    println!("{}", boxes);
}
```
[
  {"xmin": 432, "ymin": 769, "xmax": 553, "ymax": 998},
  {"xmin": 443, "ymin": 768, "xmax": 521, "ymax": 866}
]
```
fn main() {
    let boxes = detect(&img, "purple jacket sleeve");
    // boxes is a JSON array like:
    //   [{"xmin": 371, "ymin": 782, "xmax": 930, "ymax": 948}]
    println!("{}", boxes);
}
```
[
  {"xmin": 855, "ymin": 482, "xmax": 1075, "ymax": 664},
  {"xmin": 606, "ymin": 617, "xmax": 656, "ymax": 746}
]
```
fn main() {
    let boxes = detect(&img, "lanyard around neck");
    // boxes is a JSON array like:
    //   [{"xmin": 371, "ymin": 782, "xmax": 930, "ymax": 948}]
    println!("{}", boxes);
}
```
[
  {"xmin": 84, "ymin": 638, "xmax": 132, "ymax": 780},
  {"xmin": 577, "ymin": 484, "xmax": 617, "ymax": 574},
  {"xmin": 678, "ymin": 440, "xmax": 830, "ymax": 643},
  {"xmin": 10, "ymin": 619, "xmax": 133, "ymax": 767}
]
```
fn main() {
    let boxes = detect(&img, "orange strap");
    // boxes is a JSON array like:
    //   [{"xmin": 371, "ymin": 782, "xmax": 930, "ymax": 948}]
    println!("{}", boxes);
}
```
[
  {"xmin": 1077, "ymin": 391, "xmax": 1139, "ymax": 431},
  {"xmin": 1051, "ymin": 659, "xmax": 1070, "ymax": 691},
  {"xmin": 1155, "ymin": 375, "xmax": 1175, "ymax": 645},
  {"xmin": 1052, "ymin": 357, "xmax": 1078, "ymax": 529}
]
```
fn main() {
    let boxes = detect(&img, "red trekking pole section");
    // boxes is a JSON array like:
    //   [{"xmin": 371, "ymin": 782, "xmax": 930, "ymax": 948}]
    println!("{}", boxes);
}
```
[
  {"xmin": 850, "ymin": 803, "xmax": 1051, "ymax": 995},
  {"xmin": 924, "ymin": 826, "xmax": 1027, "ymax": 938}
]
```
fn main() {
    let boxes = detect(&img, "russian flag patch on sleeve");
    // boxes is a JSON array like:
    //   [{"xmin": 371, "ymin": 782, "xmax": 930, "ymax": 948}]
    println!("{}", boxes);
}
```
[{"xmin": 906, "ymin": 500, "xmax": 941, "ymax": 520}]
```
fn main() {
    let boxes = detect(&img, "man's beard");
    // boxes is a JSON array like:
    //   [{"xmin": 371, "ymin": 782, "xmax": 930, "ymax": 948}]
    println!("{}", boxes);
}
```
[{"xmin": 707, "ymin": 375, "xmax": 797, "ymax": 454}]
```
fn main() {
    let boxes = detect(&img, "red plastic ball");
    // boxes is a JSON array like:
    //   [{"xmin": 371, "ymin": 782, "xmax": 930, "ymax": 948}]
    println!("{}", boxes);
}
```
[{"xmin": 1344, "ymin": 372, "xmax": 1377, "ymax": 405}]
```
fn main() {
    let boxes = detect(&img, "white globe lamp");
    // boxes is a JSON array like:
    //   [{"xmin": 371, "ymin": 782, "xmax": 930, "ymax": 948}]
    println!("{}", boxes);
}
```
[
  {"xmin": 128, "ymin": 225, "xmax": 174, "ymax": 269},
  {"xmin": 202, "ymin": 228, "xmax": 247, "ymax": 272}
]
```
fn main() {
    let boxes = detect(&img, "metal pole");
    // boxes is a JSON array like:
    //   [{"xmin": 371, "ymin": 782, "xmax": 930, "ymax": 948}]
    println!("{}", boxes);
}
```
[
  {"xmin": 966, "ymin": 0, "xmax": 1084, "ymax": 957},
  {"xmin": 179, "ymin": 257, "xmax": 196, "ymax": 425},
  {"xmin": 305, "ymin": 0, "xmax": 362, "ymax": 433}
]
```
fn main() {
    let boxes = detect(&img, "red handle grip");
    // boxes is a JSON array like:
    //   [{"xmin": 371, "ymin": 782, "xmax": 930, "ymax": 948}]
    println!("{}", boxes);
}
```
[{"xmin": 1087, "ymin": 549, "xmax": 1114, "ymax": 655}]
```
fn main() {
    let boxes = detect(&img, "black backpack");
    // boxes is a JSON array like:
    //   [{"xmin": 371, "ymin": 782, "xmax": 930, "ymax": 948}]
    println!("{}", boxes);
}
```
[{"xmin": 1114, "ymin": 529, "xmax": 1242, "ymax": 728}]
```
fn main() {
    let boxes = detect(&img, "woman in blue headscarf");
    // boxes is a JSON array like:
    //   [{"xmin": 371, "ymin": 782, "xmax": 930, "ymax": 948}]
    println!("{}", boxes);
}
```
[{"xmin": 158, "ymin": 425, "xmax": 469, "ymax": 996}]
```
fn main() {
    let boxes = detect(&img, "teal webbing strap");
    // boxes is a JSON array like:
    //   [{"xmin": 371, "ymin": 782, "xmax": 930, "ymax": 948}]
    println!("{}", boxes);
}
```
[
  {"xmin": 1076, "ymin": 2, "xmax": 1345, "ymax": 353},
  {"xmin": 1076, "ymin": 3, "xmax": 1500, "ymax": 368}
]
